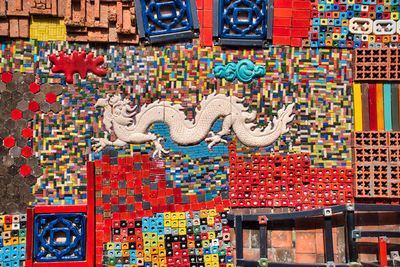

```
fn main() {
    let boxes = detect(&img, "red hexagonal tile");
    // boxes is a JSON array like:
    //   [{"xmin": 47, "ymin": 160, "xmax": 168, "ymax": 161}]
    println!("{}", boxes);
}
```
[
  {"xmin": 20, "ymin": 165, "xmax": 31, "ymax": 176},
  {"xmin": 22, "ymin": 128, "xmax": 33, "ymax": 139},
  {"xmin": 11, "ymin": 109, "xmax": 22, "ymax": 120},
  {"xmin": 45, "ymin": 92, "xmax": 57, "ymax": 104},
  {"xmin": 1, "ymin": 72, "xmax": 12, "ymax": 83},
  {"xmin": 3, "ymin": 136, "xmax": 15, "ymax": 148},
  {"xmin": 29, "ymin": 82, "xmax": 40, "ymax": 93},
  {"xmin": 28, "ymin": 101, "xmax": 40, "ymax": 112},
  {"xmin": 21, "ymin": 146, "xmax": 32, "ymax": 157}
]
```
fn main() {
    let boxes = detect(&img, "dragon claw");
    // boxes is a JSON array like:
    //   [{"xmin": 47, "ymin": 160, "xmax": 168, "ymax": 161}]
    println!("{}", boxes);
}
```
[
  {"xmin": 91, "ymin": 137, "xmax": 108, "ymax": 152},
  {"xmin": 205, "ymin": 132, "xmax": 227, "ymax": 149},
  {"xmin": 152, "ymin": 137, "xmax": 169, "ymax": 158}
]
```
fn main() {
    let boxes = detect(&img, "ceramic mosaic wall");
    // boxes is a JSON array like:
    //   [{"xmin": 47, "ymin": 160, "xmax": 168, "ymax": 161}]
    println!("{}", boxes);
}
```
[{"xmin": 0, "ymin": 0, "xmax": 399, "ymax": 266}]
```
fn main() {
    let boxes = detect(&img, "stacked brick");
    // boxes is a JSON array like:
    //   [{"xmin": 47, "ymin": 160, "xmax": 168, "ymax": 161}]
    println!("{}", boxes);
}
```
[
  {"xmin": 0, "ymin": 214, "xmax": 27, "ymax": 266},
  {"xmin": 228, "ymin": 142, "xmax": 354, "ymax": 211},
  {"xmin": 28, "ymin": 0, "xmax": 64, "ymax": 16},
  {"xmin": 273, "ymin": 0, "xmax": 311, "ymax": 47},
  {"xmin": 64, "ymin": 0, "xmax": 138, "ymax": 43},
  {"xmin": 0, "ymin": 0, "xmax": 138, "ymax": 43},
  {"xmin": 0, "ymin": 0, "xmax": 30, "ymax": 38},
  {"xmin": 103, "ymin": 210, "xmax": 233, "ymax": 267},
  {"xmin": 196, "ymin": 0, "xmax": 213, "ymax": 46},
  {"xmin": 353, "ymin": 131, "xmax": 400, "ymax": 200},
  {"xmin": 354, "ymin": 48, "xmax": 400, "ymax": 81}
]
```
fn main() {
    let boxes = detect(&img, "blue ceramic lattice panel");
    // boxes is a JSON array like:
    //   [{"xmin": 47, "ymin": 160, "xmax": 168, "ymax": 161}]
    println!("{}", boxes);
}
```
[
  {"xmin": 213, "ymin": 0, "xmax": 272, "ymax": 46},
  {"xmin": 33, "ymin": 213, "xmax": 86, "ymax": 262},
  {"xmin": 135, "ymin": 0, "xmax": 199, "ymax": 44}
]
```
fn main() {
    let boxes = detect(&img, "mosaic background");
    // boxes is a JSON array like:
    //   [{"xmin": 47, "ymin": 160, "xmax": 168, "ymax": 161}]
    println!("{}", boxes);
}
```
[{"xmin": 0, "ymin": 41, "xmax": 348, "ymax": 206}]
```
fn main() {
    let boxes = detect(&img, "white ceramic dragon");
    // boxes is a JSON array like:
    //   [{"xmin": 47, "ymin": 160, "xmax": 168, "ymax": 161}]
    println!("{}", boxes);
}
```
[{"xmin": 92, "ymin": 92, "xmax": 295, "ymax": 157}]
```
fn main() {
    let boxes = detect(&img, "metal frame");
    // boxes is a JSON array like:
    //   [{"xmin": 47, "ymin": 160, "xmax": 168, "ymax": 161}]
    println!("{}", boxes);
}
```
[
  {"xmin": 134, "ymin": 0, "xmax": 200, "ymax": 45},
  {"xmin": 212, "ymin": 0, "xmax": 274, "ymax": 47},
  {"xmin": 229, "ymin": 204, "xmax": 400, "ymax": 267}
]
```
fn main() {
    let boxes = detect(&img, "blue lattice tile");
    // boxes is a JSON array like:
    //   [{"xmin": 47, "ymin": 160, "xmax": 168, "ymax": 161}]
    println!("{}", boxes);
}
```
[
  {"xmin": 213, "ymin": 0, "xmax": 273, "ymax": 47},
  {"xmin": 33, "ymin": 213, "xmax": 86, "ymax": 262},
  {"xmin": 134, "ymin": 0, "xmax": 200, "ymax": 44}
]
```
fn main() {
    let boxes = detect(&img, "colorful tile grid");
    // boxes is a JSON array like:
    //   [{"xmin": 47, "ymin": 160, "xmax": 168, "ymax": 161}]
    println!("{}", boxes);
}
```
[
  {"xmin": 229, "ymin": 141, "xmax": 354, "ymax": 211},
  {"xmin": 353, "ymin": 131, "xmax": 400, "ymax": 200},
  {"xmin": 100, "ymin": 211, "xmax": 232, "ymax": 267},
  {"xmin": 29, "ymin": 16, "xmax": 66, "ymax": 41},
  {"xmin": 94, "ymin": 153, "xmax": 229, "ymax": 219},
  {"xmin": 0, "ymin": 214, "xmax": 27, "ymax": 267},
  {"xmin": 0, "ymin": 40, "xmax": 36, "ymax": 73},
  {"xmin": 31, "ymin": 41, "xmax": 353, "ymax": 206},
  {"xmin": 309, "ymin": 0, "xmax": 400, "ymax": 48},
  {"xmin": 353, "ymin": 82, "xmax": 400, "ymax": 132}
]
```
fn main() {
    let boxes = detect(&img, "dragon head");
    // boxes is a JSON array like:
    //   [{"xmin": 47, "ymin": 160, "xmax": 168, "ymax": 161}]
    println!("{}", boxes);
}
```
[{"xmin": 94, "ymin": 94, "xmax": 110, "ymax": 108}]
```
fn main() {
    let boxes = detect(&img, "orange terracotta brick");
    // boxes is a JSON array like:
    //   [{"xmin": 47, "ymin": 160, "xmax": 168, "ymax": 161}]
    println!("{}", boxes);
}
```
[
  {"xmin": 0, "ymin": 19, "xmax": 8, "ymax": 36},
  {"xmin": 295, "ymin": 231, "xmax": 316, "ymax": 254},
  {"xmin": 359, "ymin": 251, "xmax": 377, "ymax": 262},
  {"xmin": 295, "ymin": 253, "xmax": 317, "ymax": 263},
  {"xmin": 0, "ymin": 0, "xmax": 6, "ymax": 17},
  {"xmin": 243, "ymin": 229, "xmax": 251, "ymax": 248},
  {"xmin": 8, "ymin": 18, "xmax": 19, "ymax": 38},
  {"xmin": 57, "ymin": 0, "xmax": 65, "ymax": 17},
  {"xmin": 243, "ymin": 248, "xmax": 260, "ymax": 260},
  {"xmin": 274, "ymin": 8, "xmax": 293, "ymax": 18},
  {"xmin": 273, "ymin": 248, "xmax": 295, "ymax": 262},
  {"xmin": 315, "ymin": 231, "xmax": 324, "ymax": 255},
  {"xmin": 271, "ymin": 230, "xmax": 293, "ymax": 248},
  {"xmin": 18, "ymin": 17, "xmax": 29, "ymax": 38},
  {"xmin": 88, "ymin": 28, "xmax": 109, "ymax": 42},
  {"xmin": 65, "ymin": 0, "xmax": 86, "ymax": 27}
]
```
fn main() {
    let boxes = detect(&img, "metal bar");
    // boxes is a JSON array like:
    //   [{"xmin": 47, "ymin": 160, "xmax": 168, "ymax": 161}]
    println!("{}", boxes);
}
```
[
  {"xmin": 212, "ymin": 0, "xmax": 219, "ymax": 39},
  {"xmin": 228, "ymin": 204, "xmax": 400, "ymax": 223},
  {"xmin": 228, "ymin": 205, "xmax": 347, "ymax": 222},
  {"xmin": 353, "ymin": 230, "xmax": 400, "ymax": 238},
  {"xmin": 324, "ymin": 216, "xmax": 334, "ymax": 262},
  {"xmin": 345, "ymin": 211, "xmax": 358, "ymax": 263},
  {"xmin": 355, "ymin": 204, "xmax": 400, "ymax": 212},
  {"xmin": 236, "ymin": 215, "xmax": 244, "ymax": 260},
  {"xmin": 267, "ymin": 0, "xmax": 274, "ymax": 40},
  {"xmin": 379, "ymin": 237, "xmax": 388, "ymax": 266},
  {"xmin": 260, "ymin": 224, "xmax": 267, "ymax": 258}
]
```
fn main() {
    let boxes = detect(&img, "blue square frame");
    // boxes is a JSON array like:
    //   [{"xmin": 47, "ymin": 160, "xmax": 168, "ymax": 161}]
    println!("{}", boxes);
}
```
[
  {"xmin": 213, "ymin": 0, "xmax": 274, "ymax": 47},
  {"xmin": 135, "ymin": 0, "xmax": 200, "ymax": 44},
  {"xmin": 33, "ymin": 213, "xmax": 86, "ymax": 262}
]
